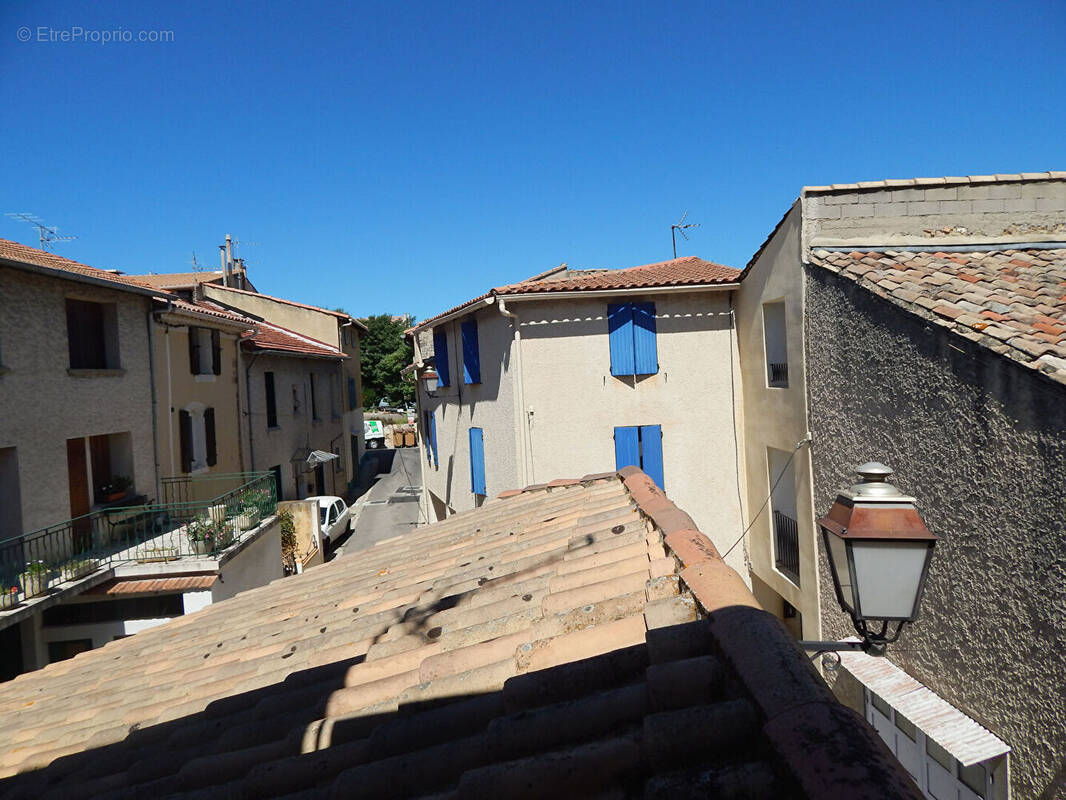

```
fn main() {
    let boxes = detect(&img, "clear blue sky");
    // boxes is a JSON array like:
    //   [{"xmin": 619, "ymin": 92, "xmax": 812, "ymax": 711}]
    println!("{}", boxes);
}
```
[{"xmin": 2, "ymin": 0, "xmax": 1064, "ymax": 321}]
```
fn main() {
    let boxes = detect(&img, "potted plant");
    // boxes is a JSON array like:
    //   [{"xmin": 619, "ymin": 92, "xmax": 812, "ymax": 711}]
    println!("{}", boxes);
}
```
[
  {"xmin": 186, "ymin": 519, "xmax": 218, "ymax": 556},
  {"xmin": 19, "ymin": 561, "xmax": 52, "ymax": 598},
  {"xmin": 235, "ymin": 500, "xmax": 262, "ymax": 532},
  {"xmin": 0, "ymin": 585, "xmax": 19, "ymax": 610},
  {"xmin": 60, "ymin": 558, "xmax": 97, "ymax": 582},
  {"xmin": 99, "ymin": 475, "xmax": 133, "ymax": 502}
]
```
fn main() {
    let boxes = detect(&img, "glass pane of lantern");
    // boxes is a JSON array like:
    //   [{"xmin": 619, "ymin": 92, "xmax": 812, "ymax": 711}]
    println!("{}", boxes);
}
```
[
  {"xmin": 850, "ymin": 540, "xmax": 928, "ymax": 619},
  {"xmin": 826, "ymin": 532, "xmax": 856, "ymax": 613}
]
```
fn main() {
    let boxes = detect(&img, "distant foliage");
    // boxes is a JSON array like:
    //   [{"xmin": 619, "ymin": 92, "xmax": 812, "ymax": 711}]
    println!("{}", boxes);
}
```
[{"xmin": 360, "ymin": 314, "xmax": 415, "ymax": 408}]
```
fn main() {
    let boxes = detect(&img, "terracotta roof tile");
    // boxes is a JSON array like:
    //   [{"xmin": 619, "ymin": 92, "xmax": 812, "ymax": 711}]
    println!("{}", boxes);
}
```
[
  {"xmin": 133, "ymin": 271, "xmax": 225, "ymax": 288},
  {"xmin": 242, "ymin": 319, "xmax": 346, "ymax": 359},
  {"xmin": 0, "ymin": 237, "xmax": 167, "ymax": 296},
  {"xmin": 810, "ymin": 248, "xmax": 1066, "ymax": 386},
  {"xmin": 167, "ymin": 298, "xmax": 257, "ymax": 327},
  {"xmin": 411, "ymin": 256, "xmax": 741, "ymax": 331},
  {"xmin": 84, "ymin": 575, "xmax": 218, "ymax": 595},
  {"xmin": 0, "ymin": 473, "xmax": 919, "ymax": 799}
]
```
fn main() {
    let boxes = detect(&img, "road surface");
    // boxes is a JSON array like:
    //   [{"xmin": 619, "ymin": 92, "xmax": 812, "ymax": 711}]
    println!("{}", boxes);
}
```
[{"xmin": 335, "ymin": 447, "xmax": 424, "ymax": 556}]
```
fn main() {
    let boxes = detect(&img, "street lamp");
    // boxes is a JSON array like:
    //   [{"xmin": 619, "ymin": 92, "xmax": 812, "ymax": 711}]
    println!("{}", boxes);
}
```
[
  {"xmin": 803, "ymin": 462, "xmax": 938, "ymax": 657},
  {"xmin": 420, "ymin": 369, "xmax": 439, "ymax": 397}
]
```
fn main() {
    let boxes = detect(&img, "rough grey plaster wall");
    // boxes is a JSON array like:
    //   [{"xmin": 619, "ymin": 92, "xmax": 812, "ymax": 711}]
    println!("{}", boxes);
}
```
[{"xmin": 804, "ymin": 265, "xmax": 1066, "ymax": 800}]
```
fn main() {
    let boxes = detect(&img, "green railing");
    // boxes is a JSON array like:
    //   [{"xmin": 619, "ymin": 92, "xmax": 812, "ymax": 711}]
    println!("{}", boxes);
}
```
[{"xmin": 0, "ymin": 472, "xmax": 277, "ymax": 609}]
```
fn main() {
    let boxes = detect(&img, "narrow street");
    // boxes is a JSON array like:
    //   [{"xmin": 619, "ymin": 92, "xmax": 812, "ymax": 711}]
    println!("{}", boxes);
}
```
[{"xmin": 334, "ymin": 447, "xmax": 424, "ymax": 556}]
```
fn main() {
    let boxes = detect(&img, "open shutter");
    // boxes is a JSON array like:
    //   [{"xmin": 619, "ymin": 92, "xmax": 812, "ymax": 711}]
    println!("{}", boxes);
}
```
[
  {"xmin": 433, "ymin": 329, "xmax": 450, "ymax": 387},
  {"xmin": 430, "ymin": 412, "xmax": 439, "ymax": 467},
  {"xmin": 613, "ymin": 426, "xmax": 640, "ymax": 471},
  {"xmin": 639, "ymin": 425, "xmax": 664, "ymax": 490},
  {"xmin": 423, "ymin": 411, "xmax": 432, "ymax": 464},
  {"xmin": 632, "ymin": 303, "xmax": 658, "ymax": 375},
  {"xmin": 205, "ymin": 408, "xmax": 217, "ymax": 467},
  {"xmin": 461, "ymin": 319, "xmax": 481, "ymax": 384},
  {"xmin": 211, "ymin": 330, "xmax": 221, "ymax": 375},
  {"xmin": 469, "ymin": 428, "xmax": 486, "ymax": 496},
  {"xmin": 187, "ymin": 327, "xmax": 200, "ymax": 374},
  {"xmin": 608, "ymin": 303, "xmax": 635, "ymax": 376},
  {"xmin": 179, "ymin": 410, "xmax": 193, "ymax": 473}
]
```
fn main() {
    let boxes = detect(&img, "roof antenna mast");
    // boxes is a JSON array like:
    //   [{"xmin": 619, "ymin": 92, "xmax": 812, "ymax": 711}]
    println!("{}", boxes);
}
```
[
  {"xmin": 670, "ymin": 211, "xmax": 699, "ymax": 259},
  {"xmin": 5, "ymin": 213, "xmax": 78, "ymax": 251}
]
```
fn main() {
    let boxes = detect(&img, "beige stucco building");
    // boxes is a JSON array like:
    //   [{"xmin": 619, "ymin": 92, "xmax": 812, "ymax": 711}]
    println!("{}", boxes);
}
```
[
  {"xmin": 203, "ymin": 285, "xmax": 365, "ymax": 493},
  {"xmin": 410, "ymin": 258, "xmax": 749, "ymax": 574}
]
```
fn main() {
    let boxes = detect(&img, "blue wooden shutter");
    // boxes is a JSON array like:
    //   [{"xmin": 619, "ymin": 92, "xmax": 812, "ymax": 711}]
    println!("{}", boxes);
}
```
[
  {"xmin": 433, "ymin": 329, "xmax": 450, "ymax": 387},
  {"xmin": 632, "ymin": 302, "xmax": 658, "ymax": 375},
  {"xmin": 423, "ymin": 411, "xmax": 432, "ymax": 464},
  {"xmin": 469, "ymin": 427, "xmax": 486, "ymax": 496},
  {"xmin": 639, "ymin": 424, "xmax": 664, "ymax": 490},
  {"xmin": 461, "ymin": 319, "xmax": 481, "ymax": 384},
  {"xmin": 608, "ymin": 303, "xmax": 635, "ymax": 376},
  {"xmin": 614, "ymin": 426, "xmax": 640, "ymax": 471},
  {"xmin": 430, "ymin": 412, "xmax": 438, "ymax": 467}
]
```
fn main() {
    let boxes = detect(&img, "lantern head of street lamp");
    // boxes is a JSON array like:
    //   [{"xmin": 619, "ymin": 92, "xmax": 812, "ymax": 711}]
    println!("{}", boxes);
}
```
[
  {"xmin": 811, "ymin": 462, "xmax": 938, "ymax": 657},
  {"xmin": 420, "ymin": 369, "xmax": 439, "ymax": 397}
]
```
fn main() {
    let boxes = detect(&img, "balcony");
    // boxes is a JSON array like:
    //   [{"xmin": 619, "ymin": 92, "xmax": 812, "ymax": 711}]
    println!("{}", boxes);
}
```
[
  {"xmin": 0, "ymin": 472, "xmax": 277, "ymax": 610},
  {"xmin": 773, "ymin": 509, "xmax": 800, "ymax": 586}
]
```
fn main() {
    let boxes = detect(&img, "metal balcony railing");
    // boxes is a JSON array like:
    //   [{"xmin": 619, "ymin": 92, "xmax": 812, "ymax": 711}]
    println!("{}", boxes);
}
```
[
  {"xmin": 768, "ymin": 361, "xmax": 789, "ymax": 387},
  {"xmin": 773, "ymin": 509, "xmax": 800, "ymax": 586},
  {"xmin": 0, "ymin": 471, "xmax": 277, "ymax": 609}
]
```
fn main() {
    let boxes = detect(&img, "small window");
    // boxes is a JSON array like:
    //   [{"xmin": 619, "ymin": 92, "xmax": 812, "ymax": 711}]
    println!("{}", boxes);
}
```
[
  {"xmin": 469, "ymin": 427, "xmax": 486, "ymax": 496},
  {"xmin": 608, "ymin": 302, "xmax": 658, "ymax": 377},
  {"xmin": 763, "ymin": 301, "xmax": 789, "ymax": 388},
  {"xmin": 348, "ymin": 376, "xmax": 357, "ymax": 411},
  {"xmin": 309, "ymin": 373, "xmax": 319, "ymax": 420},
  {"xmin": 330, "ymin": 373, "xmax": 340, "ymax": 419},
  {"xmin": 613, "ymin": 424, "xmax": 664, "ymax": 489},
  {"xmin": 178, "ymin": 406, "xmax": 216, "ymax": 473},
  {"xmin": 66, "ymin": 299, "xmax": 119, "ymax": 369},
  {"xmin": 188, "ymin": 327, "xmax": 221, "ymax": 375},
  {"xmin": 265, "ymin": 372, "xmax": 278, "ymax": 428},
  {"xmin": 433, "ymin": 328, "xmax": 450, "ymax": 387},
  {"xmin": 0, "ymin": 447, "xmax": 23, "ymax": 539}
]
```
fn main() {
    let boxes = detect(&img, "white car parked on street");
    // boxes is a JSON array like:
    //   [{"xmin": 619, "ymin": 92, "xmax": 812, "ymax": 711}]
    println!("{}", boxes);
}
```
[{"xmin": 306, "ymin": 495, "xmax": 351, "ymax": 550}]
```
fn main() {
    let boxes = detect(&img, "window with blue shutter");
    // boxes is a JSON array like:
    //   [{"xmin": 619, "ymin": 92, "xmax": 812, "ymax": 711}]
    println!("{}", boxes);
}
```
[
  {"xmin": 608, "ymin": 302, "xmax": 658, "ymax": 376},
  {"xmin": 469, "ymin": 427, "xmax": 486, "ymax": 496},
  {"xmin": 423, "ymin": 411, "xmax": 432, "ymax": 464},
  {"xmin": 461, "ymin": 319, "xmax": 481, "ymax": 384},
  {"xmin": 613, "ymin": 424, "xmax": 664, "ymax": 490},
  {"xmin": 348, "ymin": 376, "xmax": 357, "ymax": 410},
  {"xmin": 433, "ymin": 329, "xmax": 450, "ymax": 387}
]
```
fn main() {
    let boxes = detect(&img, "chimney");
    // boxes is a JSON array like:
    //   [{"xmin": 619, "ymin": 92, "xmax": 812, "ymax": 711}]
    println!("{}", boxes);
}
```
[{"xmin": 224, "ymin": 234, "xmax": 234, "ymax": 288}]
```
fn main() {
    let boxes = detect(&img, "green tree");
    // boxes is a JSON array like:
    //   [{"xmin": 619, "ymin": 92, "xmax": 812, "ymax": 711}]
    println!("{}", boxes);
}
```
[{"xmin": 359, "ymin": 314, "xmax": 414, "ymax": 408}]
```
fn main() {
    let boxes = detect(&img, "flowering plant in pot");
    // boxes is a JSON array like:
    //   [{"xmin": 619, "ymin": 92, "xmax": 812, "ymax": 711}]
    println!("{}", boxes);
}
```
[
  {"xmin": 186, "ymin": 518, "xmax": 224, "ymax": 556},
  {"xmin": 19, "ymin": 561, "xmax": 52, "ymax": 598},
  {"xmin": 99, "ymin": 475, "xmax": 133, "ymax": 502},
  {"xmin": 0, "ymin": 585, "xmax": 19, "ymax": 610},
  {"xmin": 61, "ymin": 558, "xmax": 97, "ymax": 582}
]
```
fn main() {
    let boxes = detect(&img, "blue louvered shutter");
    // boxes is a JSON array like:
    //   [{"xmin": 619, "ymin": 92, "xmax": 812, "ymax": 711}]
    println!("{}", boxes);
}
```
[
  {"xmin": 461, "ymin": 319, "xmax": 481, "ymax": 384},
  {"xmin": 423, "ymin": 411, "xmax": 432, "ymax": 464},
  {"xmin": 430, "ymin": 412, "xmax": 438, "ymax": 467},
  {"xmin": 433, "ymin": 329, "xmax": 450, "ymax": 387},
  {"xmin": 614, "ymin": 426, "xmax": 640, "ymax": 471},
  {"xmin": 608, "ymin": 303, "xmax": 635, "ymax": 376},
  {"xmin": 469, "ymin": 427, "xmax": 486, "ymax": 495},
  {"xmin": 632, "ymin": 303, "xmax": 658, "ymax": 375},
  {"xmin": 639, "ymin": 425, "xmax": 664, "ymax": 490}
]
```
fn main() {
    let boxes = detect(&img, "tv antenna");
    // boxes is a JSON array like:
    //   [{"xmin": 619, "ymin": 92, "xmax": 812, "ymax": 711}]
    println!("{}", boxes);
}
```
[
  {"xmin": 670, "ymin": 211, "xmax": 699, "ymax": 259},
  {"xmin": 190, "ymin": 251, "xmax": 203, "ymax": 272},
  {"xmin": 5, "ymin": 213, "xmax": 78, "ymax": 251}
]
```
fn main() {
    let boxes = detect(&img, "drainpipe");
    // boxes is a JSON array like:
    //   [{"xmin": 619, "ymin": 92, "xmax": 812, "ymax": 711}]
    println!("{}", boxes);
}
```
[
  {"xmin": 146, "ymin": 302, "xmax": 165, "ymax": 502},
  {"xmin": 244, "ymin": 350, "xmax": 261, "ymax": 473},
  {"xmin": 497, "ymin": 298, "xmax": 529, "ymax": 487}
]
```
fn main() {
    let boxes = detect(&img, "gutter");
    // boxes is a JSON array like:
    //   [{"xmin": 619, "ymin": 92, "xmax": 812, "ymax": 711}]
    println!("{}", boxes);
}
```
[
  {"xmin": 811, "ymin": 241, "xmax": 1066, "ymax": 254},
  {"xmin": 146, "ymin": 299, "xmax": 167, "ymax": 503},
  {"xmin": 414, "ymin": 295, "xmax": 496, "ymax": 333},
  {"xmin": 497, "ymin": 298, "xmax": 529, "ymax": 487},
  {"xmin": 495, "ymin": 283, "xmax": 741, "ymax": 302}
]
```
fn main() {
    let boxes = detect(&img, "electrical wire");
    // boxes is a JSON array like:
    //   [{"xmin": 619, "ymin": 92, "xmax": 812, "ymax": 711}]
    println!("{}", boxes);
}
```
[{"xmin": 722, "ymin": 437, "xmax": 812, "ymax": 560}]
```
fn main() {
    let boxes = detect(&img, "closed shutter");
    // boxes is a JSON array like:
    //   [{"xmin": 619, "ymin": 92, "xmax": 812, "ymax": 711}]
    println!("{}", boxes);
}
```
[
  {"xmin": 461, "ymin": 319, "xmax": 481, "ymax": 384},
  {"xmin": 469, "ymin": 428, "xmax": 486, "ymax": 496},
  {"xmin": 205, "ymin": 408, "xmax": 217, "ymax": 467},
  {"xmin": 430, "ymin": 412, "xmax": 438, "ymax": 467},
  {"xmin": 348, "ymin": 377, "xmax": 357, "ymax": 410},
  {"xmin": 608, "ymin": 304, "xmax": 635, "ymax": 376},
  {"xmin": 613, "ymin": 426, "xmax": 640, "ymax": 471},
  {"xmin": 639, "ymin": 424, "xmax": 664, "ymax": 489},
  {"xmin": 632, "ymin": 303, "xmax": 658, "ymax": 375},
  {"xmin": 433, "ymin": 329, "xmax": 450, "ymax": 387},
  {"xmin": 179, "ymin": 410, "xmax": 193, "ymax": 473},
  {"xmin": 211, "ymin": 330, "xmax": 221, "ymax": 375},
  {"xmin": 188, "ymin": 327, "xmax": 200, "ymax": 374}
]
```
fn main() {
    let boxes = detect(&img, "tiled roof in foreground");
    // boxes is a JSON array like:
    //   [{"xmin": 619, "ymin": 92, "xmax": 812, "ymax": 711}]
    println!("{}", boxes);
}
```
[
  {"xmin": 809, "ymin": 248, "xmax": 1066, "ymax": 386},
  {"xmin": 0, "ymin": 237, "xmax": 165, "ymax": 296},
  {"xmin": 0, "ymin": 470, "xmax": 917, "ymax": 799}
]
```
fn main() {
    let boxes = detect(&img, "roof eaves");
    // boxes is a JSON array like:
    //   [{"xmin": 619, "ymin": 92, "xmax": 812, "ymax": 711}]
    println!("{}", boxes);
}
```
[
  {"xmin": 1, "ymin": 256, "xmax": 169, "ymax": 300},
  {"xmin": 803, "ymin": 170, "xmax": 1066, "ymax": 194}
]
